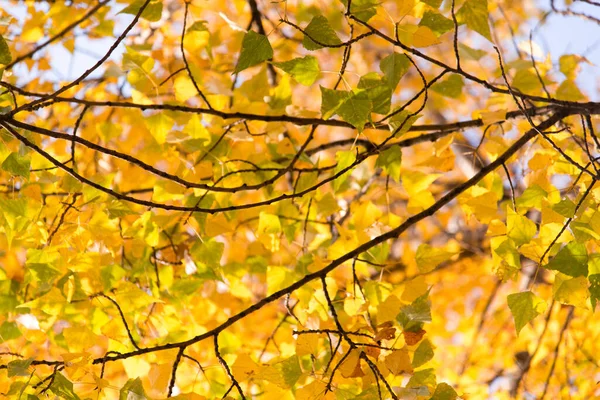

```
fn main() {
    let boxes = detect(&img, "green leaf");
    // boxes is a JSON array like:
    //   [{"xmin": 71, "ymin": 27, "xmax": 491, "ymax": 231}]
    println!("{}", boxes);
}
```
[
  {"xmin": 50, "ymin": 373, "xmax": 81, "ymax": 400},
  {"xmin": 302, "ymin": 15, "xmax": 342, "ymax": 51},
  {"xmin": 389, "ymin": 110, "xmax": 420, "ymax": 136},
  {"xmin": 7, "ymin": 358, "xmax": 33, "ymax": 377},
  {"xmin": 456, "ymin": 0, "xmax": 492, "ymax": 41},
  {"xmin": 407, "ymin": 368, "xmax": 436, "ymax": 388},
  {"xmin": 119, "ymin": 0, "xmax": 163, "ymax": 22},
  {"xmin": 1, "ymin": 152, "xmax": 30, "ymax": 179},
  {"xmin": 412, "ymin": 339, "xmax": 434, "ymax": 368},
  {"xmin": 336, "ymin": 94, "xmax": 372, "ymax": 131},
  {"xmin": 430, "ymin": 383, "xmax": 458, "ymax": 400},
  {"xmin": 340, "ymin": 0, "xmax": 378, "ymax": 22},
  {"xmin": 0, "ymin": 34, "xmax": 11, "ymax": 65},
  {"xmin": 375, "ymin": 145, "xmax": 402, "ymax": 182},
  {"xmin": 277, "ymin": 355, "xmax": 302, "ymax": 387},
  {"xmin": 106, "ymin": 200, "xmax": 137, "ymax": 219},
  {"xmin": 553, "ymin": 199, "xmax": 576, "ymax": 218},
  {"xmin": 507, "ymin": 291, "xmax": 546, "ymax": 335},
  {"xmin": 119, "ymin": 378, "xmax": 148, "ymax": 400},
  {"xmin": 187, "ymin": 20, "xmax": 209, "ymax": 33},
  {"xmin": 273, "ymin": 56, "xmax": 320, "ymax": 85},
  {"xmin": 190, "ymin": 239, "xmax": 224, "ymax": 274},
  {"xmin": 431, "ymin": 74, "xmax": 464, "ymax": 98},
  {"xmin": 397, "ymin": 293, "xmax": 431, "ymax": 332},
  {"xmin": 358, "ymin": 72, "xmax": 392, "ymax": 114},
  {"xmin": 234, "ymin": 31, "xmax": 273, "ymax": 73},
  {"xmin": 545, "ymin": 242, "xmax": 588, "ymax": 277},
  {"xmin": 0, "ymin": 321, "xmax": 21, "ymax": 342},
  {"xmin": 319, "ymin": 86, "xmax": 372, "ymax": 130},
  {"xmin": 516, "ymin": 184, "xmax": 547, "ymax": 209},
  {"xmin": 320, "ymin": 86, "xmax": 351, "ymax": 119},
  {"xmin": 419, "ymin": 11, "xmax": 454, "ymax": 36},
  {"xmin": 494, "ymin": 239, "xmax": 521, "ymax": 272},
  {"xmin": 415, "ymin": 244, "xmax": 454, "ymax": 273},
  {"xmin": 506, "ymin": 208, "xmax": 536, "ymax": 247},
  {"xmin": 334, "ymin": 150, "xmax": 356, "ymax": 192},
  {"xmin": 380, "ymin": 52, "xmax": 410, "ymax": 89}
]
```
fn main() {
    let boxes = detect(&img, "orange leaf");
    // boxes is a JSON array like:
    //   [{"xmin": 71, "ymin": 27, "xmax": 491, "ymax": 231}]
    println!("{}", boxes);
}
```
[
  {"xmin": 403, "ymin": 329, "xmax": 427, "ymax": 345},
  {"xmin": 339, "ymin": 349, "xmax": 365, "ymax": 378},
  {"xmin": 374, "ymin": 326, "xmax": 396, "ymax": 341}
]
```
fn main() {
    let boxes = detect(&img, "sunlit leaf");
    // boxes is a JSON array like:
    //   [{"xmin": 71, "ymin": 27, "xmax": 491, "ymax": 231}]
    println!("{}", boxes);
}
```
[
  {"xmin": 553, "ymin": 274, "xmax": 590, "ymax": 308},
  {"xmin": 120, "ymin": 0, "xmax": 163, "ymax": 22},
  {"xmin": 456, "ymin": 0, "xmax": 492, "ymax": 41},
  {"xmin": 385, "ymin": 348, "xmax": 414, "ymax": 375},
  {"xmin": 415, "ymin": 244, "xmax": 454, "ymax": 273},
  {"xmin": 507, "ymin": 291, "xmax": 546, "ymax": 334},
  {"xmin": 273, "ymin": 56, "xmax": 320, "ymax": 86}
]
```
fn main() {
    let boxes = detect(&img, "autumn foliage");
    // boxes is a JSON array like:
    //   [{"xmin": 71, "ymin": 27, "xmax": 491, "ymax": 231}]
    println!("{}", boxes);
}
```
[{"xmin": 1, "ymin": 0, "xmax": 600, "ymax": 398}]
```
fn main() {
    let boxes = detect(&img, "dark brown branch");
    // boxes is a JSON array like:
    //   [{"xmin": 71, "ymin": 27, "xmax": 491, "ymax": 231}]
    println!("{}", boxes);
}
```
[
  {"xmin": 214, "ymin": 335, "xmax": 246, "ymax": 399},
  {"xmin": 91, "ymin": 293, "xmax": 141, "ymax": 350},
  {"xmin": 167, "ymin": 347, "xmax": 185, "ymax": 397}
]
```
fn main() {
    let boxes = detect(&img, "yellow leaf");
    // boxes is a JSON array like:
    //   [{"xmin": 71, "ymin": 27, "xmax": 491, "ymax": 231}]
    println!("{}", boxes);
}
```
[
  {"xmin": 145, "ymin": 113, "xmax": 174, "ymax": 144},
  {"xmin": 256, "ymin": 365, "xmax": 287, "ymax": 387},
  {"xmin": 351, "ymin": 201, "xmax": 382, "ymax": 230},
  {"xmin": 63, "ymin": 327, "xmax": 101, "ymax": 352},
  {"xmin": 412, "ymin": 26, "xmax": 440, "ymax": 47},
  {"xmin": 377, "ymin": 295, "xmax": 403, "ymax": 323},
  {"xmin": 478, "ymin": 110, "xmax": 507, "ymax": 126},
  {"xmin": 183, "ymin": 114, "xmax": 211, "ymax": 143},
  {"xmin": 296, "ymin": 334, "xmax": 319, "ymax": 357},
  {"xmin": 385, "ymin": 349, "xmax": 414, "ymax": 375},
  {"xmin": 553, "ymin": 274, "xmax": 590, "ymax": 309},
  {"xmin": 402, "ymin": 275, "xmax": 428, "ymax": 302},
  {"xmin": 295, "ymin": 380, "xmax": 333, "ymax": 400},
  {"xmin": 114, "ymin": 281, "xmax": 159, "ymax": 312},
  {"xmin": 232, "ymin": 354, "xmax": 261, "ymax": 382},
  {"xmin": 415, "ymin": 244, "xmax": 455, "ymax": 273},
  {"xmin": 174, "ymin": 75, "xmax": 199, "ymax": 103},
  {"xmin": 258, "ymin": 212, "xmax": 282, "ymax": 235},
  {"xmin": 464, "ymin": 191, "xmax": 499, "ymax": 223},
  {"xmin": 507, "ymin": 207, "xmax": 537, "ymax": 246}
]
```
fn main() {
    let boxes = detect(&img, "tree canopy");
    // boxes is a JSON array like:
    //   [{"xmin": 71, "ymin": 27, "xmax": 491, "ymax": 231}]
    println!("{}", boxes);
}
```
[{"xmin": 1, "ymin": 0, "xmax": 600, "ymax": 398}]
